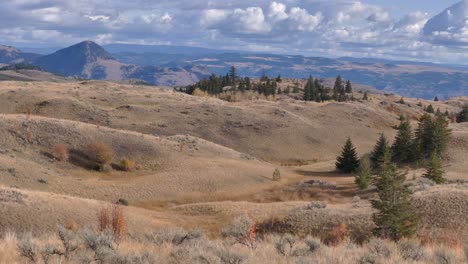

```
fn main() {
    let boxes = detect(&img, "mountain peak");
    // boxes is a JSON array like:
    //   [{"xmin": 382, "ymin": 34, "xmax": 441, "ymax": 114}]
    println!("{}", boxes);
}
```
[{"xmin": 65, "ymin": 41, "xmax": 114, "ymax": 61}]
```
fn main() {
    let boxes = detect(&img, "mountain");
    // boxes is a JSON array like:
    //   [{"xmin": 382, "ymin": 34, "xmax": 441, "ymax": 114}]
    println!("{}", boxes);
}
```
[
  {"xmin": 32, "ymin": 41, "xmax": 208, "ymax": 86},
  {"xmin": 0, "ymin": 45, "xmax": 40, "ymax": 64}
]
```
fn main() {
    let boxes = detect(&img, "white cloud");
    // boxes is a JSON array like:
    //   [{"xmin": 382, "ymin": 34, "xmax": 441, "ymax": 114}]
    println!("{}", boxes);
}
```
[
  {"xmin": 232, "ymin": 7, "xmax": 271, "ymax": 33},
  {"xmin": 268, "ymin": 2, "xmax": 288, "ymax": 22}
]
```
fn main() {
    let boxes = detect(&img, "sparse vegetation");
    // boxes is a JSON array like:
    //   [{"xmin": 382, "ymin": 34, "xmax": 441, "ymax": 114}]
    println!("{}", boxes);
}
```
[
  {"xmin": 272, "ymin": 168, "xmax": 281, "ymax": 181},
  {"xmin": 119, "ymin": 158, "xmax": 136, "ymax": 172}
]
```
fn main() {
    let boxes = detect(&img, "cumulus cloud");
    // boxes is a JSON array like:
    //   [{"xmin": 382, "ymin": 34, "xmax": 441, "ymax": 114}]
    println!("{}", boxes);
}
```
[{"xmin": 0, "ymin": 0, "xmax": 467, "ymax": 63}]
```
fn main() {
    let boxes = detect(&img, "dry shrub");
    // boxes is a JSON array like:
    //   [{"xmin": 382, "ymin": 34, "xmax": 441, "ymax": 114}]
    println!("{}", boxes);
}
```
[
  {"xmin": 112, "ymin": 205, "xmax": 127, "ymax": 244},
  {"xmin": 120, "ymin": 158, "xmax": 135, "ymax": 172},
  {"xmin": 52, "ymin": 144, "xmax": 69, "ymax": 161},
  {"xmin": 65, "ymin": 219, "xmax": 78, "ymax": 231},
  {"xmin": 222, "ymin": 216, "xmax": 257, "ymax": 249},
  {"xmin": 97, "ymin": 206, "xmax": 127, "ymax": 244},
  {"xmin": 85, "ymin": 140, "xmax": 114, "ymax": 170},
  {"xmin": 324, "ymin": 223, "xmax": 349, "ymax": 246},
  {"xmin": 98, "ymin": 207, "xmax": 111, "ymax": 232}
]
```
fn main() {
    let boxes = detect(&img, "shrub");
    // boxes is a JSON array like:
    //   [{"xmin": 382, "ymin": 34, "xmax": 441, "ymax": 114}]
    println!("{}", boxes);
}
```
[
  {"xmin": 85, "ymin": 141, "xmax": 114, "ymax": 170},
  {"xmin": 40, "ymin": 244, "xmax": 63, "ymax": 264},
  {"xmin": 434, "ymin": 249, "xmax": 455, "ymax": 264},
  {"xmin": 98, "ymin": 207, "xmax": 111, "ymax": 232},
  {"xmin": 358, "ymin": 252, "xmax": 381, "ymax": 264},
  {"xmin": 58, "ymin": 225, "xmax": 79, "ymax": 259},
  {"xmin": 17, "ymin": 235, "xmax": 37, "ymax": 263},
  {"xmin": 52, "ymin": 144, "xmax": 69, "ymax": 161},
  {"xmin": 215, "ymin": 247, "xmax": 246, "ymax": 264},
  {"xmin": 274, "ymin": 234, "xmax": 297, "ymax": 256},
  {"xmin": 117, "ymin": 198, "xmax": 129, "ymax": 206},
  {"xmin": 65, "ymin": 219, "xmax": 79, "ymax": 231},
  {"xmin": 304, "ymin": 236, "xmax": 321, "ymax": 253},
  {"xmin": 272, "ymin": 169, "xmax": 281, "ymax": 181},
  {"xmin": 111, "ymin": 205, "xmax": 127, "ymax": 244},
  {"xmin": 398, "ymin": 240, "xmax": 426, "ymax": 261},
  {"xmin": 367, "ymin": 238, "xmax": 391, "ymax": 258},
  {"xmin": 324, "ymin": 223, "xmax": 349, "ymax": 246},
  {"xmin": 305, "ymin": 201, "xmax": 327, "ymax": 209},
  {"xmin": 109, "ymin": 251, "xmax": 156, "ymax": 264},
  {"xmin": 120, "ymin": 158, "xmax": 136, "ymax": 172},
  {"xmin": 147, "ymin": 227, "xmax": 202, "ymax": 246},
  {"xmin": 221, "ymin": 216, "xmax": 257, "ymax": 248}
]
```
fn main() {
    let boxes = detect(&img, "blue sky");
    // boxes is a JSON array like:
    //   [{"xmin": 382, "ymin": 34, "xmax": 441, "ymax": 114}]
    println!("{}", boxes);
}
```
[{"xmin": 1, "ymin": 0, "xmax": 467, "ymax": 64}]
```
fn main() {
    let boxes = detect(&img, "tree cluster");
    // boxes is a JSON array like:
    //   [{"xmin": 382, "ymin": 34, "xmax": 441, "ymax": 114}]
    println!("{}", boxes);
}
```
[{"xmin": 457, "ymin": 104, "xmax": 468, "ymax": 123}]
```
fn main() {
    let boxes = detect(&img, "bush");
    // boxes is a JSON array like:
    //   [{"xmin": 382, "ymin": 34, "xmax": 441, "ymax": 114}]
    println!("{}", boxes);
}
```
[
  {"xmin": 215, "ymin": 247, "xmax": 246, "ymax": 264},
  {"xmin": 52, "ymin": 144, "xmax": 69, "ymax": 161},
  {"xmin": 147, "ymin": 227, "xmax": 202, "ymax": 246},
  {"xmin": 272, "ymin": 169, "xmax": 281, "ymax": 181},
  {"xmin": 398, "ymin": 240, "xmax": 426, "ymax": 261},
  {"xmin": 305, "ymin": 201, "xmax": 327, "ymax": 209},
  {"xmin": 274, "ymin": 234, "xmax": 297, "ymax": 256},
  {"xmin": 221, "ymin": 216, "xmax": 257, "ymax": 248},
  {"xmin": 120, "ymin": 158, "xmax": 135, "ymax": 172},
  {"xmin": 117, "ymin": 198, "xmax": 129, "ymax": 206},
  {"xmin": 84, "ymin": 141, "xmax": 114, "ymax": 171},
  {"xmin": 17, "ymin": 235, "xmax": 37, "ymax": 263},
  {"xmin": 434, "ymin": 249, "xmax": 455, "ymax": 264},
  {"xmin": 304, "ymin": 236, "xmax": 321, "ymax": 253},
  {"xmin": 324, "ymin": 223, "xmax": 349, "ymax": 246},
  {"xmin": 367, "ymin": 238, "xmax": 391, "ymax": 258},
  {"xmin": 358, "ymin": 252, "xmax": 381, "ymax": 264}
]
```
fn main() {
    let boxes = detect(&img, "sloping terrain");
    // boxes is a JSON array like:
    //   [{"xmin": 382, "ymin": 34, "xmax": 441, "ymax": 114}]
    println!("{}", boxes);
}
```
[{"xmin": 0, "ymin": 45, "xmax": 39, "ymax": 64}]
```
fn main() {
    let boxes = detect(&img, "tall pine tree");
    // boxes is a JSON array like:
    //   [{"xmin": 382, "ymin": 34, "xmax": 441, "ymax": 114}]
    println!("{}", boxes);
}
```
[
  {"xmin": 345, "ymin": 80, "xmax": 352, "ymax": 93},
  {"xmin": 392, "ymin": 117, "xmax": 415, "ymax": 163},
  {"xmin": 370, "ymin": 134, "xmax": 391, "ymax": 170},
  {"xmin": 414, "ymin": 114, "xmax": 434, "ymax": 159},
  {"xmin": 336, "ymin": 137, "xmax": 360, "ymax": 173},
  {"xmin": 371, "ymin": 150, "xmax": 417, "ymax": 241}
]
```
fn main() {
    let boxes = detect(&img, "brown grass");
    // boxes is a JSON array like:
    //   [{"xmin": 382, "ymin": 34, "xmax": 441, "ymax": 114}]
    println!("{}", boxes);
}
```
[{"xmin": 112, "ymin": 205, "xmax": 127, "ymax": 243}]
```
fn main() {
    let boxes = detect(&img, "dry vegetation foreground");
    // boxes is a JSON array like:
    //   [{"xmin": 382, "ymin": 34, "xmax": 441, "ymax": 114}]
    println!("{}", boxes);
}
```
[{"xmin": 0, "ymin": 81, "xmax": 467, "ymax": 263}]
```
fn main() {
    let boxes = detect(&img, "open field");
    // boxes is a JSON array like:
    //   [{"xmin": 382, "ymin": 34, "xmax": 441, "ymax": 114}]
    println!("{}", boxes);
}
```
[{"xmin": 0, "ymin": 80, "xmax": 466, "ymax": 263}]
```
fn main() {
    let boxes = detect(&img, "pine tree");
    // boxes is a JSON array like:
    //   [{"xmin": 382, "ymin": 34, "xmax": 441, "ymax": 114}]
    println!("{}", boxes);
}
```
[
  {"xmin": 398, "ymin": 97, "xmax": 405, "ymax": 104},
  {"xmin": 336, "ymin": 137, "xmax": 360, "ymax": 173},
  {"xmin": 345, "ymin": 80, "xmax": 352, "ymax": 93},
  {"xmin": 432, "ymin": 114, "xmax": 451, "ymax": 156},
  {"xmin": 414, "ymin": 114, "xmax": 435, "ymax": 159},
  {"xmin": 372, "ymin": 149, "xmax": 417, "ymax": 241},
  {"xmin": 284, "ymin": 86, "xmax": 291, "ymax": 94},
  {"xmin": 370, "ymin": 134, "xmax": 391, "ymax": 170},
  {"xmin": 457, "ymin": 104, "xmax": 468, "ymax": 123},
  {"xmin": 434, "ymin": 96, "xmax": 439, "ymax": 102},
  {"xmin": 276, "ymin": 75, "xmax": 282, "ymax": 82},
  {"xmin": 392, "ymin": 117, "xmax": 414, "ymax": 163},
  {"xmin": 426, "ymin": 104, "xmax": 435, "ymax": 114},
  {"xmin": 334, "ymin": 75, "xmax": 343, "ymax": 95},
  {"xmin": 229, "ymin": 66, "xmax": 237, "ymax": 85},
  {"xmin": 355, "ymin": 155, "xmax": 372, "ymax": 190},
  {"xmin": 423, "ymin": 152, "xmax": 445, "ymax": 184}
]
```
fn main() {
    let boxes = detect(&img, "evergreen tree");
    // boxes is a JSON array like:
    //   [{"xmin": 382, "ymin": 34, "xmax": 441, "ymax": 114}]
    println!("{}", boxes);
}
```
[
  {"xmin": 284, "ymin": 86, "xmax": 291, "ymax": 94},
  {"xmin": 392, "ymin": 117, "xmax": 415, "ymax": 163},
  {"xmin": 457, "ymin": 104, "xmax": 468, "ymax": 123},
  {"xmin": 292, "ymin": 84, "xmax": 299, "ymax": 93},
  {"xmin": 260, "ymin": 71, "xmax": 268, "ymax": 82},
  {"xmin": 398, "ymin": 97, "xmax": 405, "ymax": 104},
  {"xmin": 434, "ymin": 96, "xmax": 439, "ymax": 102},
  {"xmin": 414, "ymin": 114, "xmax": 435, "ymax": 159},
  {"xmin": 423, "ymin": 152, "xmax": 445, "ymax": 184},
  {"xmin": 245, "ymin": 77, "xmax": 252, "ymax": 90},
  {"xmin": 229, "ymin": 66, "xmax": 237, "ymax": 85},
  {"xmin": 336, "ymin": 137, "xmax": 360, "ymax": 173},
  {"xmin": 426, "ymin": 104, "xmax": 435, "ymax": 114},
  {"xmin": 363, "ymin": 92, "xmax": 369, "ymax": 101},
  {"xmin": 334, "ymin": 75, "xmax": 343, "ymax": 95},
  {"xmin": 370, "ymin": 134, "xmax": 391, "ymax": 170},
  {"xmin": 345, "ymin": 80, "xmax": 353, "ymax": 93},
  {"xmin": 371, "ymin": 150, "xmax": 417, "ymax": 241},
  {"xmin": 356, "ymin": 155, "xmax": 373, "ymax": 190},
  {"xmin": 276, "ymin": 75, "xmax": 282, "ymax": 82},
  {"xmin": 432, "ymin": 114, "xmax": 451, "ymax": 156}
]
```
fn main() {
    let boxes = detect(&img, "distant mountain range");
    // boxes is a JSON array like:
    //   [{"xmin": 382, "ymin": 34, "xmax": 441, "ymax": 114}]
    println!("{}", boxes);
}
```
[{"xmin": 1, "ymin": 41, "xmax": 467, "ymax": 99}]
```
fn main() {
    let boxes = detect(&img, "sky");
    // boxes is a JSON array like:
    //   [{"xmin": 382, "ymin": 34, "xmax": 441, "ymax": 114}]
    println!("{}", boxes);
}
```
[{"xmin": 1, "ymin": 0, "xmax": 467, "ymax": 64}]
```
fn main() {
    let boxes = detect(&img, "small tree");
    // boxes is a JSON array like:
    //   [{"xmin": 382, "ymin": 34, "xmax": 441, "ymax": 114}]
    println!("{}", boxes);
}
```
[
  {"xmin": 426, "ymin": 104, "xmax": 435, "ymax": 114},
  {"xmin": 363, "ymin": 92, "xmax": 369, "ymax": 101},
  {"xmin": 434, "ymin": 96, "xmax": 439, "ymax": 102},
  {"xmin": 456, "ymin": 104, "xmax": 468, "ymax": 123},
  {"xmin": 272, "ymin": 169, "xmax": 281, "ymax": 181},
  {"xmin": 355, "ymin": 155, "xmax": 372, "ymax": 190},
  {"xmin": 336, "ymin": 137, "xmax": 360, "ymax": 173},
  {"xmin": 370, "ymin": 134, "xmax": 390, "ymax": 170},
  {"xmin": 372, "ymin": 150, "xmax": 417, "ymax": 241},
  {"xmin": 85, "ymin": 141, "xmax": 114, "ymax": 171},
  {"xmin": 398, "ymin": 97, "xmax": 405, "ymax": 104},
  {"xmin": 345, "ymin": 80, "xmax": 352, "ymax": 93},
  {"xmin": 423, "ymin": 152, "xmax": 445, "ymax": 184}
]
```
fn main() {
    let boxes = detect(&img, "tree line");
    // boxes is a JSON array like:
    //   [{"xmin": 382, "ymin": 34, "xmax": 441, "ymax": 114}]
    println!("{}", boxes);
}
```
[{"xmin": 183, "ymin": 66, "xmax": 356, "ymax": 102}]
